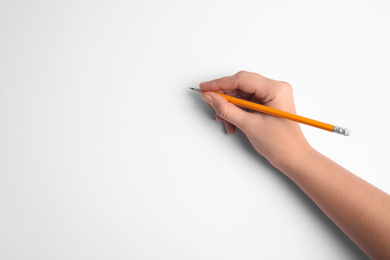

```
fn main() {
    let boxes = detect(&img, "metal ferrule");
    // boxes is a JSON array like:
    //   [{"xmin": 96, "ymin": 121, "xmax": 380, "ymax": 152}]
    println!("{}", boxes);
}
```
[{"xmin": 333, "ymin": 126, "xmax": 350, "ymax": 136}]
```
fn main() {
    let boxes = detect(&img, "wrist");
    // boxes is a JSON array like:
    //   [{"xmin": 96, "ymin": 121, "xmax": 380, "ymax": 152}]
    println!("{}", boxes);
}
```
[{"xmin": 272, "ymin": 141, "xmax": 315, "ymax": 176}]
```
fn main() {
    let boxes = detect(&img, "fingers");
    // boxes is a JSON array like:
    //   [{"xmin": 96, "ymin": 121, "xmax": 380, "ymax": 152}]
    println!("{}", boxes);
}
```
[
  {"xmin": 203, "ymin": 91, "xmax": 248, "ymax": 132},
  {"xmin": 223, "ymin": 120, "xmax": 236, "ymax": 135},
  {"xmin": 216, "ymin": 114, "xmax": 236, "ymax": 135},
  {"xmin": 200, "ymin": 71, "xmax": 279, "ymax": 104},
  {"xmin": 200, "ymin": 71, "xmax": 294, "ymax": 135}
]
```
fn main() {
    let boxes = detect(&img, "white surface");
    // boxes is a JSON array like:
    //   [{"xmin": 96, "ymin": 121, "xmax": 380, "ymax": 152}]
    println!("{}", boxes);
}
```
[{"xmin": 1, "ymin": 0, "xmax": 389, "ymax": 259}]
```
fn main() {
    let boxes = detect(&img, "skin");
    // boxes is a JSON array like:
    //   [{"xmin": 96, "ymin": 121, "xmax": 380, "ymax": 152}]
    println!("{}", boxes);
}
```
[{"xmin": 200, "ymin": 71, "xmax": 390, "ymax": 260}]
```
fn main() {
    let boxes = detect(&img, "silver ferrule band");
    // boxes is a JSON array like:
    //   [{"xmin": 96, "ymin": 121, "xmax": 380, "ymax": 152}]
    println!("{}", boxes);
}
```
[{"xmin": 333, "ymin": 126, "xmax": 350, "ymax": 136}]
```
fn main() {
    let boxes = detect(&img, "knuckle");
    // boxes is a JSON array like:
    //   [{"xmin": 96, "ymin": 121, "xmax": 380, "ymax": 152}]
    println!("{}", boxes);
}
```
[
  {"xmin": 209, "ymin": 77, "xmax": 223, "ymax": 88},
  {"xmin": 214, "ymin": 77, "xmax": 223, "ymax": 88},
  {"xmin": 235, "ymin": 70, "xmax": 249, "ymax": 79},
  {"xmin": 278, "ymin": 81, "xmax": 293, "ymax": 92},
  {"xmin": 215, "ymin": 104, "xmax": 229, "ymax": 119}
]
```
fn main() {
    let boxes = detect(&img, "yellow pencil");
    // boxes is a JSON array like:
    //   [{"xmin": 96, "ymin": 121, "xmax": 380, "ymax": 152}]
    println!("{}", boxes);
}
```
[{"xmin": 191, "ymin": 88, "xmax": 350, "ymax": 136}]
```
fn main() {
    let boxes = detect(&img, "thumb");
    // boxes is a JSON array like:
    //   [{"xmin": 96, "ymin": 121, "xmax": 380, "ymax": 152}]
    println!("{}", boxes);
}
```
[{"xmin": 203, "ymin": 92, "xmax": 249, "ymax": 131}]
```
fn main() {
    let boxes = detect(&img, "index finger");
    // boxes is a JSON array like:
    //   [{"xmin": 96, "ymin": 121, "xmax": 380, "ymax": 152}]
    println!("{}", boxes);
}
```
[{"xmin": 199, "ymin": 71, "xmax": 277, "ymax": 103}]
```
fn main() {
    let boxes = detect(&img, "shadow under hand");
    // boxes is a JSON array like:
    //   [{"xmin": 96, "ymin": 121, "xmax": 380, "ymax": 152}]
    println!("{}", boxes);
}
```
[{"xmin": 233, "ymin": 130, "xmax": 369, "ymax": 260}]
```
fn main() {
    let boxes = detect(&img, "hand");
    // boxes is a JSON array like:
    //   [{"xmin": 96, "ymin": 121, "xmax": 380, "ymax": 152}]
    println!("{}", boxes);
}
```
[{"xmin": 200, "ymin": 71, "xmax": 312, "ymax": 170}]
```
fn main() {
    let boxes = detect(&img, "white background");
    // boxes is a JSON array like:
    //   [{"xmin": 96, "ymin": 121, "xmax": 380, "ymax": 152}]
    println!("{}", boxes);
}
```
[{"xmin": 1, "ymin": 0, "xmax": 389, "ymax": 259}]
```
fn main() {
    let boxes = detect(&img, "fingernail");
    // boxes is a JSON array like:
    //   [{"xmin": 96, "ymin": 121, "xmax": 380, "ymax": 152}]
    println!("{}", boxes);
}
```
[
  {"xmin": 203, "ymin": 93, "xmax": 213, "ymax": 105},
  {"xmin": 200, "ymin": 81, "xmax": 208, "ymax": 86}
]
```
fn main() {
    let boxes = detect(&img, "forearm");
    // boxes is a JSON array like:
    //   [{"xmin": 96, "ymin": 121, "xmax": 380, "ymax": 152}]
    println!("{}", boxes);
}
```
[{"xmin": 282, "ymin": 148, "xmax": 390, "ymax": 259}]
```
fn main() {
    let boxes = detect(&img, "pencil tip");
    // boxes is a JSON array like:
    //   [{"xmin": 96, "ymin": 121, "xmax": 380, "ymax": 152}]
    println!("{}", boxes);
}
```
[{"xmin": 190, "ymin": 88, "xmax": 204, "ymax": 94}]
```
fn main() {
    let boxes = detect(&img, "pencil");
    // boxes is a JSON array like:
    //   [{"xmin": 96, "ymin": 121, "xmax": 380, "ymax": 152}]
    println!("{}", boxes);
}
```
[{"xmin": 191, "ymin": 88, "xmax": 350, "ymax": 136}]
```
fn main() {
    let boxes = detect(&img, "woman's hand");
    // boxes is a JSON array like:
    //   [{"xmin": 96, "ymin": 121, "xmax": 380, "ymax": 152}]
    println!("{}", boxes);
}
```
[{"xmin": 200, "ymin": 71, "xmax": 312, "ymax": 170}]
